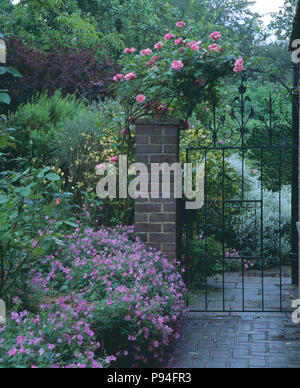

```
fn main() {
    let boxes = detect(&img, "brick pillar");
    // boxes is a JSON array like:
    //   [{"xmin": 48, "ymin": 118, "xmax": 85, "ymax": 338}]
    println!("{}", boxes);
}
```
[{"xmin": 134, "ymin": 119, "xmax": 184, "ymax": 261}]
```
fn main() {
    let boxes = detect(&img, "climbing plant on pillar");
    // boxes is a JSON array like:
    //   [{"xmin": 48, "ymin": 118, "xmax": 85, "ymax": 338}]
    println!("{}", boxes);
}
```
[{"xmin": 112, "ymin": 21, "xmax": 244, "ymax": 129}]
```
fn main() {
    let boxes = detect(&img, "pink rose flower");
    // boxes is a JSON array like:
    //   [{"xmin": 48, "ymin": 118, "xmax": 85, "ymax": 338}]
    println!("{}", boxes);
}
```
[
  {"xmin": 187, "ymin": 41, "xmax": 200, "ymax": 51},
  {"xmin": 124, "ymin": 47, "xmax": 136, "ymax": 54},
  {"xmin": 113, "ymin": 73, "xmax": 124, "ymax": 82},
  {"xmin": 252, "ymin": 169, "xmax": 259, "ymax": 175},
  {"xmin": 208, "ymin": 44, "xmax": 219, "ymax": 52},
  {"xmin": 174, "ymin": 37, "xmax": 183, "ymax": 46},
  {"xmin": 171, "ymin": 60, "xmax": 184, "ymax": 70},
  {"xmin": 109, "ymin": 156, "xmax": 119, "ymax": 163},
  {"xmin": 124, "ymin": 72, "xmax": 137, "ymax": 81},
  {"xmin": 154, "ymin": 41, "xmax": 163, "ymax": 50},
  {"xmin": 176, "ymin": 21, "xmax": 186, "ymax": 28},
  {"xmin": 141, "ymin": 48, "xmax": 153, "ymax": 56},
  {"xmin": 210, "ymin": 31, "xmax": 222, "ymax": 41},
  {"xmin": 164, "ymin": 33, "xmax": 175, "ymax": 40},
  {"xmin": 152, "ymin": 55, "xmax": 158, "ymax": 62},
  {"xmin": 234, "ymin": 58, "xmax": 245, "ymax": 72},
  {"xmin": 136, "ymin": 94, "xmax": 146, "ymax": 104}
]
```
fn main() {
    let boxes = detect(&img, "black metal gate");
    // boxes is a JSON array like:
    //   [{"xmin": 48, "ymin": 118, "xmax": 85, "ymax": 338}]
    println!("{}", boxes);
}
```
[{"xmin": 183, "ymin": 75, "xmax": 299, "ymax": 313}]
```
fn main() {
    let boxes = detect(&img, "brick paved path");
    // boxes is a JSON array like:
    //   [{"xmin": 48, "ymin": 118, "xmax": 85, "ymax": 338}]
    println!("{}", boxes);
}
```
[{"xmin": 169, "ymin": 269, "xmax": 300, "ymax": 368}]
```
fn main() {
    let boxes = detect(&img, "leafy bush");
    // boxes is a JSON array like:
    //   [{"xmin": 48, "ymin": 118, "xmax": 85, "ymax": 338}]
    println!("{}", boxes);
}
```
[
  {"xmin": 5, "ymin": 91, "xmax": 85, "ymax": 167},
  {"xmin": 0, "ymin": 301, "xmax": 111, "ymax": 369},
  {"xmin": 0, "ymin": 166, "xmax": 76, "ymax": 307},
  {"xmin": 229, "ymin": 155, "xmax": 291, "ymax": 267},
  {"xmin": 1, "ymin": 37, "xmax": 120, "ymax": 113}
]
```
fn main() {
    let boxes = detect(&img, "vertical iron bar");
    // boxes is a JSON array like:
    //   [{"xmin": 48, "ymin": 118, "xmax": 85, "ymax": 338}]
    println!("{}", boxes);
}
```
[
  {"xmin": 261, "ymin": 148, "xmax": 265, "ymax": 311},
  {"xmin": 205, "ymin": 150, "xmax": 208, "ymax": 311},
  {"xmin": 222, "ymin": 148, "xmax": 226, "ymax": 311},
  {"xmin": 291, "ymin": 63, "xmax": 299, "ymax": 285},
  {"xmin": 279, "ymin": 147, "xmax": 283, "ymax": 311},
  {"xmin": 185, "ymin": 148, "xmax": 190, "ymax": 309}
]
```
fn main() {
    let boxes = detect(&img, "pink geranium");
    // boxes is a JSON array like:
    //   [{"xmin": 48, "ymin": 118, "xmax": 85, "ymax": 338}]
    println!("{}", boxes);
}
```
[
  {"xmin": 164, "ymin": 33, "xmax": 175, "ymax": 40},
  {"xmin": 124, "ymin": 47, "xmax": 136, "ymax": 54},
  {"xmin": 136, "ymin": 94, "xmax": 146, "ymax": 104},
  {"xmin": 154, "ymin": 41, "xmax": 163, "ymax": 50},
  {"xmin": 124, "ymin": 72, "xmax": 137, "ymax": 81},
  {"xmin": 113, "ymin": 74, "xmax": 124, "ymax": 82},
  {"xmin": 210, "ymin": 31, "xmax": 222, "ymax": 41},
  {"xmin": 208, "ymin": 44, "xmax": 219, "ymax": 52},
  {"xmin": 176, "ymin": 21, "xmax": 186, "ymax": 28},
  {"xmin": 234, "ymin": 58, "xmax": 245, "ymax": 72},
  {"xmin": 171, "ymin": 60, "xmax": 184, "ymax": 70},
  {"xmin": 141, "ymin": 48, "xmax": 153, "ymax": 56}
]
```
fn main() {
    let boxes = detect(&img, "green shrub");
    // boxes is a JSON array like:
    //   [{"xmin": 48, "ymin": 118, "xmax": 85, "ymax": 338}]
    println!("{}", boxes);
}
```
[
  {"xmin": 0, "ymin": 166, "xmax": 77, "ymax": 308},
  {"xmin": 5, "ymin": 91, "xmax": 85, "ymax": 167}
]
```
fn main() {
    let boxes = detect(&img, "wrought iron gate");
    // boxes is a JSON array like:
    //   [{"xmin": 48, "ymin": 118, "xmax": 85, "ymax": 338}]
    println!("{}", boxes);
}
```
[{"xmin": 183, "ymin": 75, "xmax": 299, "ymax": 313}]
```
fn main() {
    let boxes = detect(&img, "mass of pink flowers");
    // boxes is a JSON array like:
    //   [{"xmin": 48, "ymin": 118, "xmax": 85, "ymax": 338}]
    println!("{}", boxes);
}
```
[
  {"xmin": 114, "ymin": 21, "xmax": 245, "ymax": 116},
  {"xmin": 0, "ymin": 226, "xmax": 187, "ymax": 368}
]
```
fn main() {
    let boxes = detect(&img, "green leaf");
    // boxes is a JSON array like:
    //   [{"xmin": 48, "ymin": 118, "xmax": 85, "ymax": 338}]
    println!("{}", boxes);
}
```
[
  {"xmin": 5, "ymin": 67, "xmax": 22, "ymax": 77},
  {"xmin": 0, "ymin": 195, "xmax": 8, "ymax": 204},
  {"xmin": 0, "ymin": 93, "xmax": 10, "ymax": 105},
  {"xmin": 19, "ymin": 185, "xmax": 32, "ymax": 197},
  {"xmin": 45, "ymin": 172, "xmax": 61, "ymax": 181},
  {"xmin": 63, "ymin": 221, "xmax": 78, "ymax": 228}
]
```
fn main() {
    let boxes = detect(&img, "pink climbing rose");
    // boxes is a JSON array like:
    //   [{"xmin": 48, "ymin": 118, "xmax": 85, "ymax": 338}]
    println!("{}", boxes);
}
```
[
  {"xmin": 176, "ymin": 21, "xmax": 186, "ymax": 28},
  {"xmin": 113, "ymin": 74, "xmax": 124, "ymax": 82},
  {"xmin": 171, "ymin": 60, "xmax": 184, "ymax": 70},
  {"xmin": 234, "ymin": 58, "xmax": 245, "ymax": 73},
  {"xmin": 124, "ymin": 72, "xmax": 137, "ymax": 81},
  {"xmin": 187, "ymin": 41, "xmax": 200, "ymax": 51},
  {"xmin": 136, "ymin": 94, "xmax": 146, "ymax": 104},
  {"xmin": 208, "ymin": 44, "xmax": 219, "ymax": 52},
  {"xmin": 154, "ymin": 41, "xmax": 163, "ymax": 50},
  {"xmin": 141, "ymin": 48, "xmax": 153, "ymax": 56},
  {"xmin": 124, "ymin": 47, "xmax": 136, "ymax": 54},
  {"xmin": 210, "ymin": 31, "xmax": 222, "ymax": 41},
  {"xmin": 174, "ymin": 37, "xmax": 183, "ymax": 46},
  {"xmin": 164, "ymin": 33, "xmax": 175, "ymax": 40}
]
